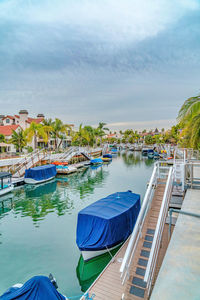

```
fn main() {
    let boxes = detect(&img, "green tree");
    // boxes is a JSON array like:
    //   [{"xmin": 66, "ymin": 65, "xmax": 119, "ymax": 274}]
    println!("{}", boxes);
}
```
[
  {"xmin": 178, "ymin": 95, "xmax": 200, "ymax": 123},
  {"xmin": 145, "ymin": 135, "xmax": 154, "ymax": 145},
  {"xmin": 72, "ymin": 124, "xmax": 90, "ymax": 146},
  {"xmin": 10, "ymin": 129, "xmax": 27, "ymax": 152},
  {"xmin": 26, "ymin": 122, "xmax": 48, "ymax": 149},
  {"xmin": 52, "ymin": 118, "xmax": 71, "ymax": 149}
]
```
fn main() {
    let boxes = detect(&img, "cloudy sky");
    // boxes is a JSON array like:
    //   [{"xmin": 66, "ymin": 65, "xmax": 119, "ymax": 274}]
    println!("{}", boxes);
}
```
[{"xmin": 0, "ymin": 0, "xmax": 200, "ymax": 130}]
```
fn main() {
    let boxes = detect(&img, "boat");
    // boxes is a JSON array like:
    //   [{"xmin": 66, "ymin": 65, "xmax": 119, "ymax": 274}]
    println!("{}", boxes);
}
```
[
  {"xmin": 103, "ymin": 153, "xmax": 112, "ymax": 159},
  {"xmin": 142, "ymin": 148, "xmax": 149, "ymax": 156},
  {"xmin": 76, "ymin": 245, "xmax": 121, "ymax": 292},
  {"xmin": 76, "ymin": 191, "xmax": 140, "ymax": 261},
  {"xmin": 111, "ymin": 148, "xmax": 118, "ymax": 154},
  {"xmin": 90, "ymin": 158, "xmax": 103, "ymax": 165},
  {"xmin": 154, "ymin": 151, "xmax": 160, "ymax": 159},
  {"xmin": 0, "ymin": 172, "xmax": 14, "ymax": 196},
  {"xmin": 102, "ymin": 154, "xmax": 112, "ymax": 162},
  {"xmin": 56, "ymin": 165, "xmax": 77, "ymax": 174},
  {"xmin": 147, "ymin": 149, "xmax": 154, "ymax": 159},
  {"xmin": 24, "ymin": 165, "xmax": 57, "ymax": 184},
  {"xmin": 0, "ymin": 275, "xmax": 67, "ymax": 299},
  {"xmin": 102, "ymin": 157, "xmax": 112, "ymax": 162}
]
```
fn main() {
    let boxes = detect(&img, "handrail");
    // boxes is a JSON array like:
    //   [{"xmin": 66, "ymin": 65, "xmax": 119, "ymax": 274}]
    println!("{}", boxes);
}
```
[
  {"xmin": 168, "ymin": 208, "xmax": 200, "ymax": 237},
  {"xmin": 120, "ymin": 164, "xmax": 158, "ymax": 284},
  {"xmin": 12, "ymin": 149, "xmax": 47, "ymax": 177},
  {"xmin": 144, "ymin": 167, "xmax": 174, "ymax": 295},
  {"xmin": 8, "ymin": 149, "xmax": 39, "ymax": 173}
]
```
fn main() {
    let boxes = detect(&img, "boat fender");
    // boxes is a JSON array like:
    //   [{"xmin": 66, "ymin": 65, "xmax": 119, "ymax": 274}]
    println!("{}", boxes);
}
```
[{"xmin": 49, "ymin": 273, "xmax": 58, "ymax": 289}]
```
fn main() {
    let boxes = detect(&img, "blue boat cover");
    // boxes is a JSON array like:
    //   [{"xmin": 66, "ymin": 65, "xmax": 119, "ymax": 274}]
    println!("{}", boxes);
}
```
[
  {"xmin": 103, "ymin": 154, "xmax": 112, "ymax": 158},
  {"xmin": 76, "ymin": 191, "xmax": 140, "ymax": 251},
  {"xmin": 0, "ymin": 276, "xmax": 65, "ymax": 300},
  {"xmin": 147, "ymin": 149, "xmax": 154, "ymax": 154},
  {"xmin": 90, "ymin": 158, "xmax": 103, "ymax": 164},
  {"xmin": 25, "ymin": 165, "xmax": 56, "ymax": 181}
]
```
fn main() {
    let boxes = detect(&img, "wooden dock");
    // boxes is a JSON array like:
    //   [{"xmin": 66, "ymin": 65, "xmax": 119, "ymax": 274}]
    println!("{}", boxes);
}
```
[{"xmin": 86, "ymin": 180, "xmax": 167, "ymax": 300}]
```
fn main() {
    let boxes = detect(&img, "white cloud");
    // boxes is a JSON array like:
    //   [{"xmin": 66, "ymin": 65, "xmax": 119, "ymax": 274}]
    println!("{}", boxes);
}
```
[
  {"xmin": 107, "ymin": 119, "xmax": 176, "ymax": 131},
  {"xmin": 0, "ymin": 0, "xmax": 199, "ymax": 44}
]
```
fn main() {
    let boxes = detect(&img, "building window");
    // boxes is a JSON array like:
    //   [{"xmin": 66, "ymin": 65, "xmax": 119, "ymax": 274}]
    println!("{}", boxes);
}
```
[{"xmin": 6, "ymin": 119, "xmax": 10, "ymax": 123}]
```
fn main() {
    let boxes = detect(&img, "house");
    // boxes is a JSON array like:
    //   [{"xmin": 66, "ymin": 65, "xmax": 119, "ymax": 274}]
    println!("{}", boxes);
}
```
[
  {"xmin": 2, "ymin": 110, "xmax": 44, "ymax": 129},
  {"xmin": 0, "ymin": 124, "xmax": 22, "ymax": 153},
  {"xmin": 0, "ymin": 110, "xmax": 73, "ymax": 153}
]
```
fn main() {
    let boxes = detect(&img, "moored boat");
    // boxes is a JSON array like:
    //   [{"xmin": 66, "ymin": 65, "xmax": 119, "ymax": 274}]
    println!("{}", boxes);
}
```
[
  {"xmin": 0, "ymin": 172, "xmax": 14, "ymax": 197},
  {"xmin": 76, "ymin": 191, "xmax": 140, "ymax": 261},
  {"xmin": 142, "ymin": 148, "xmax": 149, "ymax": 156},
  {"xmin": 147, "ymin": 149, "xmax": 154, "ymax": 159},
  {"xmin": 0, "ymin": 275, "xmax": 67, "ymax": 299},
  {"xmin": 90, "ymin": 158, "xmax": 103, "ymax": 165},
  {"xmin": 102, "ymin": 154, "xmax": 112, "ymax": 162},
  {"xmin": 24, "ymin": 165, "xmax": 56, "ymax": 184},
  {"xmin": 56, "ymin": 165, "xmax": 77, "ymax": 174}
]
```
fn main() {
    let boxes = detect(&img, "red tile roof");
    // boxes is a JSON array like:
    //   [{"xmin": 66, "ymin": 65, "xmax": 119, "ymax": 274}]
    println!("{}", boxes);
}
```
[
  {"xmin": 15, "ymin": 115, "xmax": 20, "ymax": 118},
  {"xmin": 3, "ymin": 115, "xmax": 15, "ymax": 120},
  {"xmin": 0, "ymin": 125, "xmax": 20, "ymax": 136},
  {"xmin": 26, "ymin": 118, "xmax": 43, "ymax": 124}
]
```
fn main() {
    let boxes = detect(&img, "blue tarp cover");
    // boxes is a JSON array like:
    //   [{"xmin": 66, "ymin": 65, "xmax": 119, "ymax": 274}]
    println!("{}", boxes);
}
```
[
  {"xmin": 90, "ymin": 158, "xmax": 102, "ymax": 164},
  {"xmin": 147, "ymin": 149, "xmax": 154, "ymax": 153},
  {"xmin": 103, "ymin": 154, "xmax": 112, "ymax": 158},
  {"xmin": 76, "ymin": 191, "xmax": 140, "ymax": 251},
  {"xmin": 0, "ymin": 276, "xmax": 65, "ymax": 300},
  {"xmin": 25, "ymin": 165, "xmax": 56, "ymax": 181}
]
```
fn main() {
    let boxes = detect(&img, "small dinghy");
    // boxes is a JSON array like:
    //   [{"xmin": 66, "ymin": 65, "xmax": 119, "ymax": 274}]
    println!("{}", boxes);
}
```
[
  {"xmin": 76, "ymin": 191, "xmax": 140, "ymax": 261},
  {"xmin": 0, "ymin": 172, "xmax": 14, "ymax": 196},
  {"xmin": 24, "ymin": 165, "xmax": 57, "ymax": 184},
  {"xmin": 0, "ymin": 275, "xmax": 67, "ymax": 299}
]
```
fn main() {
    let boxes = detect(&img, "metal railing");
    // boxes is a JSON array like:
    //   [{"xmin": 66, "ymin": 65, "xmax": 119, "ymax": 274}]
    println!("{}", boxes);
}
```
[
  {"xmin": 185, "ymin": 162, "xmax": 200, "ymax": 188},
  {"xmin": 120, "ymin": 164, "xmax": 158, "ymax": 284},
  {"xmin": 168, "ymin": 208, "xmax": 200, "ymax": 237},
  {"xmin": 12, "ymin": 149, "xmax": 48, "ymax": 177},
  {"xmin": 144, "ymin": 167, "xmax": 174, "ymax": 295}
]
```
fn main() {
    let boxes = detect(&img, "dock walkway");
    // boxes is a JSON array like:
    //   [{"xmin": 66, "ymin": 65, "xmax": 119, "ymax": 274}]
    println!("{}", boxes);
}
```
[
  {"xmin": 150, "ymin": 189, "xmax": 200, "ymax": 300},
  {"xmin": 86, "ymin": 181, "xmax": 166, "ymax": 300}
]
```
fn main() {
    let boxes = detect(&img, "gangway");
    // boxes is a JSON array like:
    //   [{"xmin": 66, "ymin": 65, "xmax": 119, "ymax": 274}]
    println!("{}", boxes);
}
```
[{"xmin": 11, "ymin": 149, "xmax": 49, "ymax": 178}]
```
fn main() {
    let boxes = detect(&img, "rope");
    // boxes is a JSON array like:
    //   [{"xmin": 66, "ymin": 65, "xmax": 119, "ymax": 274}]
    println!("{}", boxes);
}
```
[
  {"xmin": 106, "ymin": 246, "xmax": 115, "ymax": 262},
  {"xmin": 67, "ymin": 292, "xmax": 95, "ymax": 300}
]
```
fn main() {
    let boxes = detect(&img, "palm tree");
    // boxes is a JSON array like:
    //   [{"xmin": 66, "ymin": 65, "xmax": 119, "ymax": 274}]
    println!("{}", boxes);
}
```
[
  {"xmin": 96, "ymin": 122, "xmax": 109, "ymax": 145},
  {"xmin": 26, "ymin": 122, "xmax": 48, "ymax": 149},
  {"xmin": 178, "ymin": 95, "xmax": 200, "ymax": 123},
  {"xmin": 72, "ymin": 124, "xmax": 90, "ymax": 146},
  {"xmin": 0, "ymin": 134, "xmax": 5, "ymax": 143},
  {"xmin": 52, "ymin": 118, "xmax": 71, "ymax": 150},
  {"xmin": 10, "ymin": 129, "xmax": 27, "ymax": 152}
]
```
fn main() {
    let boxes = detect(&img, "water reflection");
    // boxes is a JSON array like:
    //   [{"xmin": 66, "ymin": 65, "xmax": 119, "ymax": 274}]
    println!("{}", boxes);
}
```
[
  {"xmin": 76, "ymin": 245, "xmax": 121, "ymax": 292},
  {"xmin": 121, "ymin": 151, "xmax": 154, "ymax": 168},
  {"xmin": 0, "ymin": 165, "xmax": 109, "ymax": 226}
]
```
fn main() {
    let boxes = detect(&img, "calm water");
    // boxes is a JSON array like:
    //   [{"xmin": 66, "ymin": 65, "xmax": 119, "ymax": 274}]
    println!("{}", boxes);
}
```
[{"xmin": 0, "ymin": 151, "xmax": 154, "ymax": 297}]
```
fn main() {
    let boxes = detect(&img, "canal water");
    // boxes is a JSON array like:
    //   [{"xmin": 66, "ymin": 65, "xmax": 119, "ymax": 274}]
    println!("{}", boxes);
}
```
[{"xmin": 0, "ymin": 151, "xmax": 154, "ymax": 297}]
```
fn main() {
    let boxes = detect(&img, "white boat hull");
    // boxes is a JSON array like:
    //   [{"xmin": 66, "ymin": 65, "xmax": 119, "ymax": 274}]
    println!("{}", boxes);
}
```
[
  {"xmin": 24, "ymin": 176, "xmax": 55, "ymax": 185},
  {"xmin": 81, "ymin": 242, "xmax": 123, "ymax": 261},
  {"xmin": 0, "ymin": 185, "xmax": 14, "ymax": 196}
]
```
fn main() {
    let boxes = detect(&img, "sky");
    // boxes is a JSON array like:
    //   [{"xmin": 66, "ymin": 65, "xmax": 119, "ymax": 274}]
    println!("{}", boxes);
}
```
[{"xmin": 0, "ymin": 0, "xmax": 200, "ymax": 131}]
